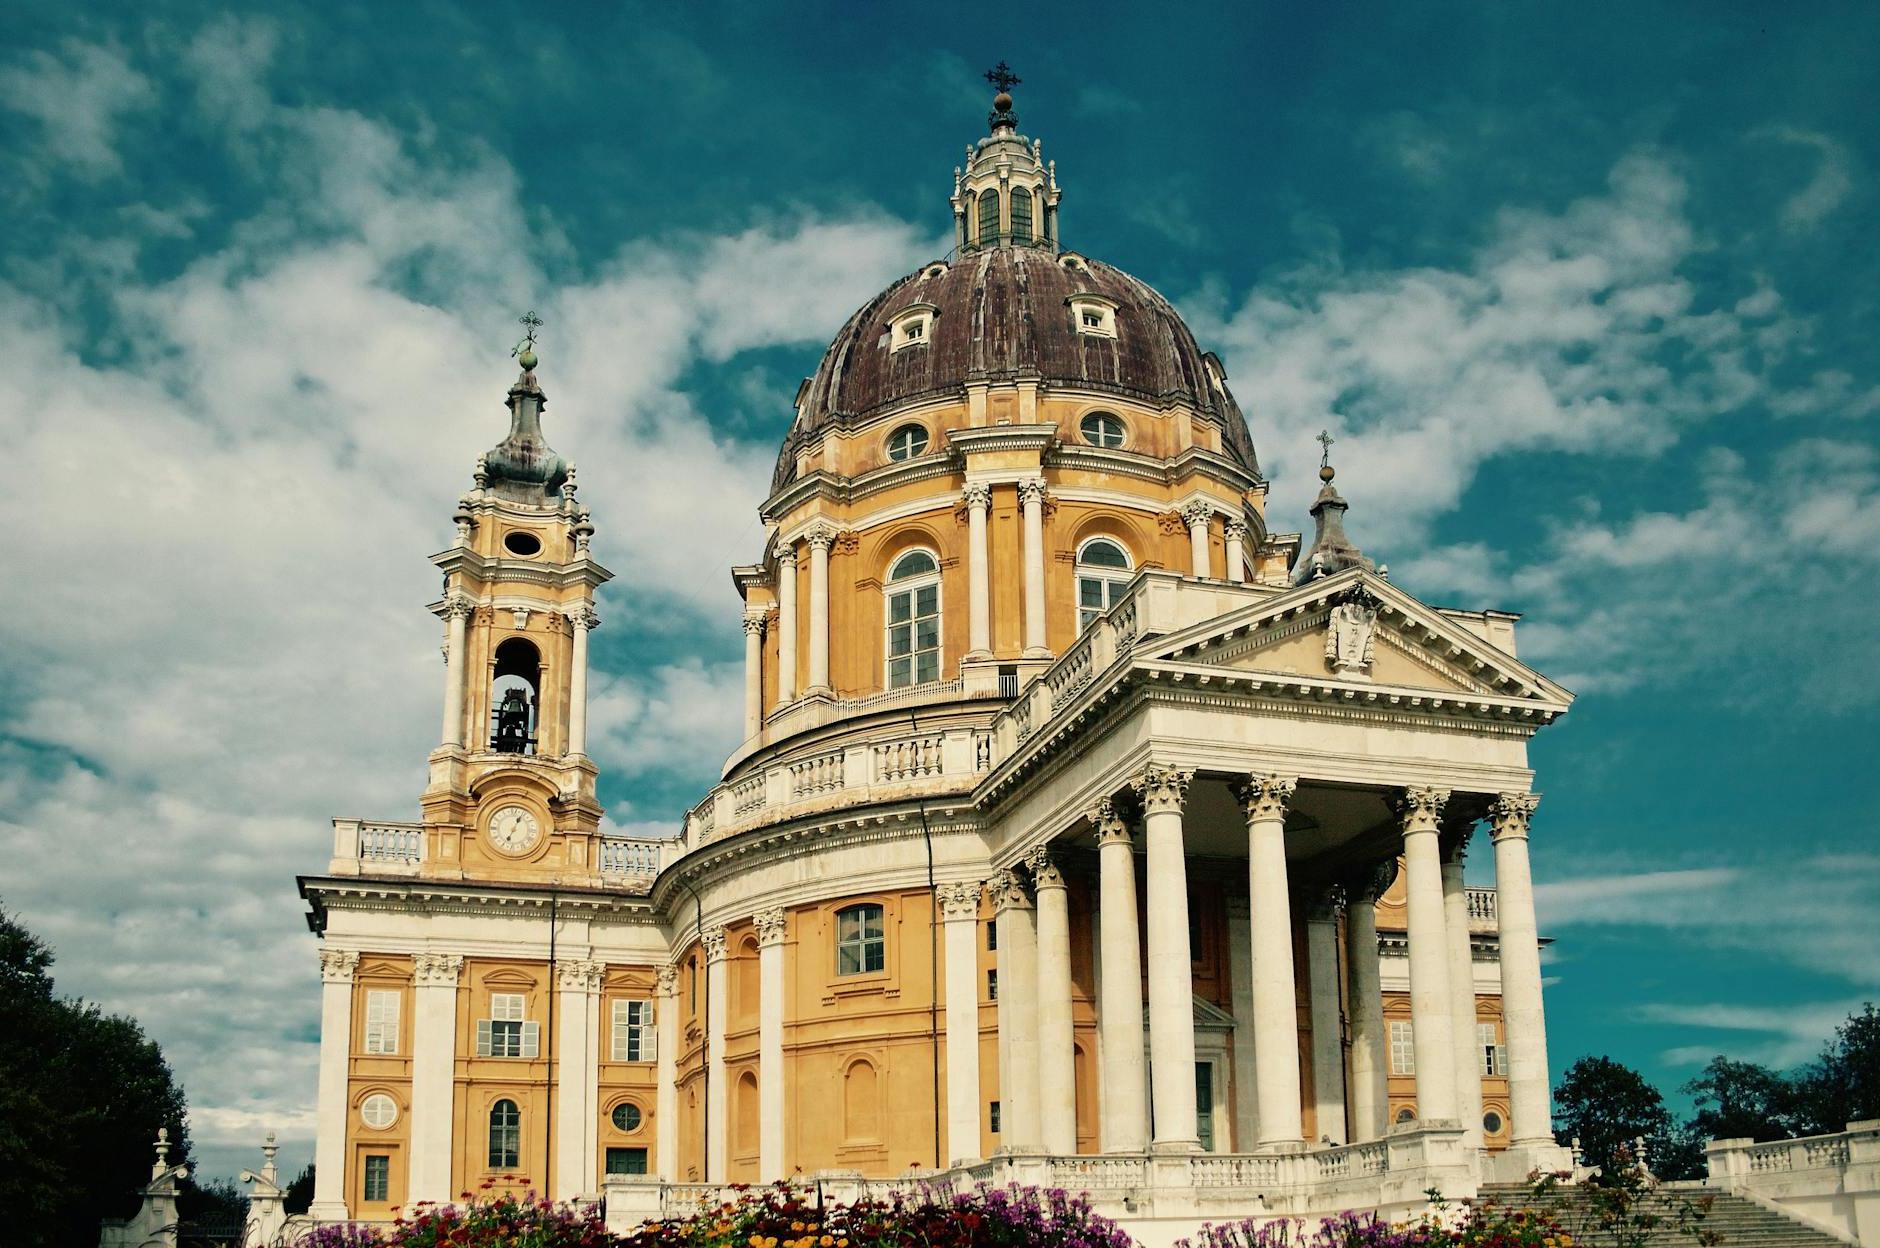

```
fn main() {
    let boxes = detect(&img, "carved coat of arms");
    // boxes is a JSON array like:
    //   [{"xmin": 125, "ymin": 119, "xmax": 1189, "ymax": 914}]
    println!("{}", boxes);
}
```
[{"xmin": 1324, "ymin": 590, "xmax": 1379, "ymax": 679}]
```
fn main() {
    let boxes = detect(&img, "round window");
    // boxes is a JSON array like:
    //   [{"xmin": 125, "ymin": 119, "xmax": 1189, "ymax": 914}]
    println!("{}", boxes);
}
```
[
  {"xmin": 361, "ymin": 1093, "xmax": 398, "ymax": 1129},
  {"xmin": 503, "ymin": 530, "xmax": 543, "ymax": 557},
  {"xmin": 1483, "ymin": 1111, "xmax": 1505, "ymax": 1135},
  {"xmin": 886, "ymin": 424, "xmax": 930, "ymax": 462},
  {"xmin": 611, "ymin": 1102, "xmax": 643, "ymax": 1133},
  {"xmin": 1080, "ymin": 412, "xmax": 1126, "ymax": 449}
]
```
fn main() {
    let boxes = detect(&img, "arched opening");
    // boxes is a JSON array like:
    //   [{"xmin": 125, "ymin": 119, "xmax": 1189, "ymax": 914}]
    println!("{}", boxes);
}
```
[
  {"xmin": 843, "ymin": 1059, "xmax": 880, "ymax": 1144},
  {"xmin": 1010, "ymin": 187, "xmax": 1034, "ymax": 242},
  {"xmin": 490, "ymin": 637, "xmax": 541, "ymax": 755},
  {"xmin": 884, "ymin": 550, "xmax": 940, "ymax": 689},
  {"xmin": 488, "ymin": 1099, "xmax": 521, "ymax": 1168},
  {"xmin": 736, "ymin": 1070, "xmax": 760, "ymax": 1158},
  {"xmin": 734, "ymin": 936, "xmax": 759, "ymax": 1025},
  {"xmin": 977, "ymin": 189, "xmax": 1000, "ymax": 245},
  {"xmin": 1075, "ymin": 537, "xmax": 1133, "ymax": 631}
]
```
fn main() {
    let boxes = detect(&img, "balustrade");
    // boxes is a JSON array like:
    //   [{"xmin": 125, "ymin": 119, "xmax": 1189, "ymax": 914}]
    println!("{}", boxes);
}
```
[
  {"xmin": 1466, "ymin": 887, "xmax": 1498, "ymax": 926},
  {"xmin": 788, "ymin": 750, "xmax": 845, "ymax": 798},
  {"xmin": 730, "ymin": 775, "xmax": 765, "ymax": 817},
  {"xmin": 360, "ymin": 823, "xmax": 422, "ymax": 862},
  {"xmin": 874, "ymin": 735, "xmax": 943, "ymax": 782},
  {"xmin": 599, "ymin": 838, "xmax": 661, "ymax": 876}
]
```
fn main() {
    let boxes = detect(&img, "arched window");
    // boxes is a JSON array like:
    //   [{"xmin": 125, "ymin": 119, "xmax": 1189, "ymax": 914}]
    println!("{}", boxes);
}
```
[
  {"xmin": 835, "ymin": 903, "xmax": 885, "ymax": 976},
  {"xmin": 884, "ymin": 550, "xmax": 940, "ymax": 688},
  {"xmin": 1079, "ymin": 411, "xmax": 1126, "ymax": 448},
  {"xmin": 1395, "ymin": 1106, "xmax": 1418, "ymax": 1127},
  {"xmin": 488, "ymin": 1099, "xmax": 521, "ymax": 1168},
  {"xmin": 490, "ymin": 637, "xmax": 540, "ymax": 755},
  {"xmin": 1075, "ymin": 538, "xmax": 1132, "ymax": 631},
  {"xmin": 1010, "ymin": 187, "xmax": 1034, "ymax": 242},
  {"xmin": 977, "ymin": 189, "xmax": 1000, "ymax": 244},
  {"xmin": 885, "ymin": 424, "xmax": 929, "ymax": 462}
]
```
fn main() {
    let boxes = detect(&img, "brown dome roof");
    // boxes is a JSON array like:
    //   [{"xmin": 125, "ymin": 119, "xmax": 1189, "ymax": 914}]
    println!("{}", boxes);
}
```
[{"xmin": 773, "ymin": 247, "xmax": 1260, "ymax": 491}]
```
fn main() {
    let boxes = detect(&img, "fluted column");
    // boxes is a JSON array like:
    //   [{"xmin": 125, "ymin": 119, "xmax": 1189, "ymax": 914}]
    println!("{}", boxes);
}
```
[
  {"xmin": 1443, "ymin": 826, "xmax": 1484, "ymax": 1148},
  {"xmin": 991, "ymin": 870, "xmax": 1042, "ymax": 1150},
  {"xmin": 1398, "ymin": 786, "xmax": 1459, "ymax": 1123},
  {"xmin": 309, "ymin": 949, "xmax": 358, "ymax": 1219},
  {"xmin": 1019, "ymin": 478, "xmax": 1049, "ymax": 656},
  {"xmin": 555, "ymin": 960, "xmax": 604, "ymax": 1198},
  {"xmin": 1345, "ymin": 861, "xmax": 1395, "ymax": 1142},
  {"xmin": 1237, "ymin": 774, "xmax": 1304, "ymax": 1148},
  {"xmin": 1306, "ymin": 892, "xmax": 1347, "ymax": 1145},
  {"xmin": 741, "ymin": 612, "xmax": 765, "ymax": 738},
  {"xmin": 1030, "ymin": 847, "xmax": 1077, "ymax": 1154},
  {"xmin": 964, "ymin": 483, "xmax": 993, "ymax": 658},
  {"xmin": 655, "ymin": 965, "xmax": 679, "ymax": 1180},
  {"xmin": 567, "ymin": 607, "xmax": 596, "ymax": 756},
  {"xmin": 755, "ymin": 909, "xmax": 787, "ymax": 1181},
  {"xmin": 937, "ymin": 882, "xmax": 984, "ymax": 1163},
  {"xmin": 440, "ymin": 594, "xmax": 473, "ymax": 748},
  {"xmin": 703, "ymin": 927, "xmax": 729, "ymax": 1180},
  {"xmin": 806, "ymin": 527, "xmax": 834, "ymax": 694},
  {"xmin": 1490, "ymin": 794, "xmax": 1554, "ymax": 1147},
  {"xmin": 775, "ymin": 548, "xmax": 798, "ymax": 704},
  {"xmin": 408, "ymin": 952, "xmax": 463, "ymax": 1204},
  {"xmin": 1182, "ymin": 502, "xmax": 1214, "ymax": 578},
  {"xmin": 1094, "ymin": 799, "xmax": 1148, "ymax": 1153},
  {"xmin": 1136, "ymin": 764, "xmax": 1199, "ymax": 1151},
  {"xmin": 1224, "ymin": 519, "xmax": 1248, "ymax": 585}
]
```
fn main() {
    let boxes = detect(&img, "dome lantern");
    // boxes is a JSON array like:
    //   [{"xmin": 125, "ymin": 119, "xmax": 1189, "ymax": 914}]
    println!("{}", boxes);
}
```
[{"xmin": 950, "ymin": 63, "xmax": 1060, "ymax": 254}]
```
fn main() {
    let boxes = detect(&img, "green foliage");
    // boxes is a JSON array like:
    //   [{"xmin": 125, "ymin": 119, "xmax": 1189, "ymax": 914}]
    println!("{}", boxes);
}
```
[
  {"xmin": 1552, "ymin": 1056, "xmax": 1677, "ymax": 1178},
  {"xmin": 1683, "ymin": 1057, "xmax": 1799, "ymax": 1142},
  {"xmin": 1791, "ymin": 1003, "xmax": 1880, "ymax": 1134},
  {"xmin": 286, "ymin": 1162, "xmax": 317, "ymax": 1215},
  {"xmin": 0, "ymin": 901, "xmax": 192, "ymax": 1248}
]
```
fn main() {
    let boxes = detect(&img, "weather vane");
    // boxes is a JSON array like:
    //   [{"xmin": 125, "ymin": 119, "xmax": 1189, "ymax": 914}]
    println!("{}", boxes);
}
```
[
  {"xmin": 985, "ymin": 61, "xmax": 1021, "ymax": 94},
  {"xmin": 512, "ymin": 311, "xmax": 543, "ymax": 361}
]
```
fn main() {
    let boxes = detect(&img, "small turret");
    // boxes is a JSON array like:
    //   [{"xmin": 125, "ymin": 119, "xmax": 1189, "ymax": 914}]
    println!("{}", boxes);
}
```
[
  {"xmin": 478, "ymin": 311, "xmax": 569, "ymax": 503},
  {"xmin": 951, "ymin": 62, "xmax": 1061, "ymax": 253},
  {"xmin": 1293, "ymin": 431, "xmax": 1375, "ymax": 584}
]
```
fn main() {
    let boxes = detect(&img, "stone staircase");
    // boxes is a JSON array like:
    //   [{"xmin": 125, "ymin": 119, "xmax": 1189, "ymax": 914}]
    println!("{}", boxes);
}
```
[{"xmin": 1478, "ymin": 1182, "xmax": 1854, "ymax": 1248}]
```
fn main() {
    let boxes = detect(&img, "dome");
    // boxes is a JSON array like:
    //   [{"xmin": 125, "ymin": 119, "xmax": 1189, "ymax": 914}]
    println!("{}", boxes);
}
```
[{"xmin": 772, "ymin": 247, "xmax": 1260, "ymax": 492}]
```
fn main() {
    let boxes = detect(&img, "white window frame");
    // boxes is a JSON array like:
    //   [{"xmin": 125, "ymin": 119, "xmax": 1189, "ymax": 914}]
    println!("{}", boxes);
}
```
[
  {"xmin": 611, "ymin": 999, "xmax": 656, "ymax": 1063},
  {"xmin": 362, "ymin": 1153, "xmax": 390, "ymax": 1202},
  {"xmin": 1390, "ymin": 1020, "xmax": 1416, "ymax": 1075},
  {"xmin": 359, "ymin": 1093, "xmax": 398, "ymax": 1130},
  {"xmin": 488, "ymin": 1099, "xmax": 521, "ymax": 1169},
  {"xmin": 836, "ymin": 903, "xmax": 886, "ymax": 976},
  {"xmin": 1079, "ymin": 410, "xmax": 1127, "ymax": 449},
  {"xmin": 1478, "ymin": 1021, "xmax": 1507, "ymax": 1076},
  {"xmin": 889, "ymin": 305, "xmax": 939, "ymax": 353},
  {"xmin": 476, "ymin": 992, "xmax": 539, "ymax": 1059},
  {"xmin": 884, "ymin": 423, "xmax": 930, "ymax": 462},
  {"xmin": 1075, "ymin": 537, "xmax": 1133, "ymax": 632},
  {"xmin": 362, "ymin": 989, "xmax": 400, "ymax": 1055},
  {"xmin": 884, "ymin": 549, "xmax": 942, "ymax": 689},
  {"xmin": 1069, "ymin": 295, "xmax": 1118, "ymax": 338}
]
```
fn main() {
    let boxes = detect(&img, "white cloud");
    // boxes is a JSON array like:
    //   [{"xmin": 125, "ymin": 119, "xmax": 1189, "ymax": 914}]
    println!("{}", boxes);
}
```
[
  {"xmin": 0, "ymin": 38, "xmax": 153, "ymax": 179},
  {"xmin": 1641, "ymin": 1001, "xmax": 1866, "ymax": 1070},
  {"xmin": 1754, "ymin": 126, "xmax": 1855, "ymax": 231}
]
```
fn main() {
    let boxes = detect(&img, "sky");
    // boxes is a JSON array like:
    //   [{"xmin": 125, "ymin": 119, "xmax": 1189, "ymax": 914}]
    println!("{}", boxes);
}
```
[{"xmin": 1, "ymin": 1, "xmax": 1876, "ymax": 1183}]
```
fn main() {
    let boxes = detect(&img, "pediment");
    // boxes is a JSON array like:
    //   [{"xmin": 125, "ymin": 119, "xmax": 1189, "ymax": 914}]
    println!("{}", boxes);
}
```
[{"xmin": 1134, "ymin": 568, "xmax": 1570, "ymax": 706}]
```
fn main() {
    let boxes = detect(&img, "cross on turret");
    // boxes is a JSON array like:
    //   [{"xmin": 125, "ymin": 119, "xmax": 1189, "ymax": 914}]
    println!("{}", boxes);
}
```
[{"xmin": 985, "ymin": 61, "xmax": 1021, "ymax": 93}]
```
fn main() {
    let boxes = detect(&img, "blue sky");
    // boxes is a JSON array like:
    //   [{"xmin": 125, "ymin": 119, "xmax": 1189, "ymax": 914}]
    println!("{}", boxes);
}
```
[{"xmin": 1, "ymin": 2, "xmax": 1875, "ymax": 1181}]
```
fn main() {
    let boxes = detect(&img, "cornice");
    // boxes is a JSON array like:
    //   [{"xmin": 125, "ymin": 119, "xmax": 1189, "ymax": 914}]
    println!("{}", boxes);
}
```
[
  {"xmin": 428, "ymin": 547, "xmax": 615, "ymax": 592},
  {"xmin": 948, "ymin": 424, "xmax": 1059, "ymax": 456},
  {"xmin": 299, "ymin": 874, "xmax": 659, "ymax": 926}
]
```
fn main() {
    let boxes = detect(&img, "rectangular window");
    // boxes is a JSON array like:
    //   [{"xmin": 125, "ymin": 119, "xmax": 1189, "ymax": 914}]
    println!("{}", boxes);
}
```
[
  {"xmin": 1078, "ymin": 575, "xmax": 1126, "ymax": 632},
  {"xmin": 986, "ymin": 969, "xmax": 998, "ymax": 1001},
  {"xmin": 611, "ymin": 999, "xmax": 656, "ymax": 1062},
  {"xmin": 1196, "ymin": 1063, "xmax": 1215, "ymax": 1152},
  {"xmin": 1479, "ymin": 1022, "xmax": 1507, "ymax": 1076},
  {"xmin": 606, "ymin": 1147, "xmax": 649, "ymax": 1175},
  {"xmin": 1390, "ymin": 1020, "xmax": 1416, "ymax": 1075},
  {"xmin": 836, "ymin": 904, "xmax": 886, "ymax": 976},
  {"xmin": 475, "ymin": 993, "xmax": 539, "ymax": 1058},
  {"xmin": 362, "ymin": 1155, "xmax": 390, "ymax": 1203},
  {"xmin": 989, "ymin": 1101, "xmax": 1001, "ymax": 1134},
  {"xmin": 987, "ymin": 921, "xmax": 998, "ymax": 951},
  {"xmin": 363, "ymin": 989, "xmax": 400, "ymax": 1055},
  {"xmin": 886, "ymin": 582, "xmax": 940, "ymax": 688}
]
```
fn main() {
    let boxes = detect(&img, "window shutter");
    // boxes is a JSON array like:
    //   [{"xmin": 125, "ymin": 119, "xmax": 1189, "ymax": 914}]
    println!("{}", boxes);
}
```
[
  {"xmin": 610, "ymin": 999, "xmax": 630, "ymax": 1063},
  {"xmin": 521, "ymin": 1020, "xmax": 540, "ymax": 1059},
  {"xmin": 642, "ymin": 1016, "xmax": 656, "ymax": 1062},
  {"xmin": 476, "ymin": 1019, "xmax": 493, "ymax": 1057}
]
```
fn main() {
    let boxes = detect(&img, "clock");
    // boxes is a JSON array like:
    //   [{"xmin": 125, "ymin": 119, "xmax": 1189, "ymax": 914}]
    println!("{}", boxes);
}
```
[{"xmin": 486, "ymin": 805, "xmax": 541, "ymax": 855}]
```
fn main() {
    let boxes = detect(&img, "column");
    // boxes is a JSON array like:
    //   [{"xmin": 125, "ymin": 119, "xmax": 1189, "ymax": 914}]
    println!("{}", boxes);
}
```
[
  {"xmin": 1224, "ymin": 520, "xmax": 1248, "ymax": 585},
  {"xmin": 655, "ymin": 965, "xmax": 679, "ymax": 1180},
  {"xmin": 741, "ymin": 612, "xmax": 765, "ymax": 738},
  {"xmin": 963, "ymin": 484, "xmax": 992, "ymax": 658},
  {"xmin": 568, "ymin": 607, "xmax": 596, "ymax": 756},
  {"xmin": 408, "ymin": 952, "xmax": 464, "ymax": 1204},
  {"xmin": 1442, "ymin": 827, "xmax": 1485, "ymax": 1148},
  {"xmin": 937, "ymin": 883, "xmax": 984, "ymax": 1163},
  {"xmin": 1182, "ymin": 502, "xmax": 1214, "ymax": 578},
  {"xmin": 1398, "ymin": 786, "xmax": 1459, "ymax": 1123},
  {"xmin": 991, "ymin": 869, "xmax": 1042, "ymax": 1150},
  {"xmin": 440, "ymin": 595, "xmax": 472, "ymax": 748},
  {"xmin": 555, "ymin": 960, "xmax": 603, "ymax": 1198},
  {"xmin": 806, "ymin": 528, "xmax": 834, "ymax": 693},
  {"xmin": 1345, "ymin": 862, "xmax": 1394, "ymax": 1142},
  {"xmin": 776, "ymin": 547, "xmax": 798, "ymax": 704},
  {"xmin": 1236, "ymin": 774, "xmax": 1304, "ymax": 1148},
  {"xmin": 1226, "ymin": 896, "xmax": 1259, "ymax": 1152},
  {"xmin": 309, "ymin": 949, "xmax": 358, "ymax": 1219},
  {"xmin": 703, "ymin": 927, "xmax": 729, "ymax": 1180},
  {"xmin": 1094, "ymin": 799, "xmax": 1148, "ymax": 1153},
  {"xmin": 1489, "ymin": 794, "xmax": 1554, "ymax": 1147},
  {"xmin": 1306, "ymin": 893, "xmax": 1347, "ymax": 1145},
  {"xmin": 1030, "ymin": 847, "xmax": 1077, "ymax": 1154},
  {"xmin": 755, "ymin": 909, "xmax": 787, "ymax": 1181},
  {"xmin": 1136, "ymin": 764, "xmax": 1199, "ymax": 1151},
  {"xmin": 1018, "ymin": 478, "xmax": 1049, "ymax": 656}
]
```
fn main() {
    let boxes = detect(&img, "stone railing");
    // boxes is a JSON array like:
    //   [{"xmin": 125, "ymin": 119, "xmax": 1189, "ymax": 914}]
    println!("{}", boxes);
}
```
[
  {"xmin": 730, "ymin": 774, "xmax": 765, "ymax": 817},
  {"xmin": 834, "ymin": 677, "xmax": 964, "ymax": 717},
  {"xmin": 1466, "ymin": 888, "xmax": 1498, "ymax": 928},
  {"xmin": 598, "ymin": 838, "xmax": 663, "ymax": 877},
  {"xmin": 360, "ymin": 823, "xmax": 423, "ymax": 862},
  {"xmin": 788, "ymin": 749, "xmax": 845, "ymax": 799},
  {"xmin": 1707, "ymin": 1120, "xmax": 1879, "ymax": 1245},
  {"xmin": 874, "ymin": 735, "xmax": 943, "ymax": 782},
  {"xmin": 1048, "ymin": 1154, "xmax": 1149, "ymax": 1190},
  {"xmin": 1045, "ymin": 633, "xmax": 1096, "ymax": 703}
]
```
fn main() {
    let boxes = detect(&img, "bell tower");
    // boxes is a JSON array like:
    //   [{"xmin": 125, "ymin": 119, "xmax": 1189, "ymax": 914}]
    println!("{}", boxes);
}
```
[{"xmin": 420, "ymin": 319, "xmax": 614, "ymax": 882}]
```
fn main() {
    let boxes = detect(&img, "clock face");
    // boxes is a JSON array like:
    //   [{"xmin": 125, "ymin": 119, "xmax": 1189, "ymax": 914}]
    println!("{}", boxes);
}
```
[{"xmin": 487, "ymin": 805, "xmax": 541, "ymax": 855}]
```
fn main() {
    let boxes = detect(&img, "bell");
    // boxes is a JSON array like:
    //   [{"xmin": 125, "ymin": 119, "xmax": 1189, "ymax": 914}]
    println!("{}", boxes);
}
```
[{"xmin": 491, "ymin": 687, "xmax": 535, "ymax": 754}]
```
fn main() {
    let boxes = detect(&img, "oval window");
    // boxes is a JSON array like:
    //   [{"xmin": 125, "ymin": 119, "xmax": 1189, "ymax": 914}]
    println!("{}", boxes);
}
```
[
  {"xmin": 886, "ymin": 425, "xmax": 930, "ymax": 462},
  {"xmin": 1483, "ymin": 1111, "xmax": 1505, "ymax": 1135},
  {"xmin": 361, "ymin": 1093, "xmax": 398, "ymax": 1129},
  {"xmin": 1080, "ymin": 412, "xmax": 1126, "ymax": 449},
  {"xmin": 503, "ymin": 530, "xmax": 543, "ymax": 557},
  {"xmin": 611, "ymin": 1102, "xmax": 643, "ymax": 1132}
]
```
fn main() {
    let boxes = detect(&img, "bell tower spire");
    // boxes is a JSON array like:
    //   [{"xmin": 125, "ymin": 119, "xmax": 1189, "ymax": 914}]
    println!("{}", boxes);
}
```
[{"xmin": 951, "ymin": 63, "xmax": 1061, "ymax": 253}]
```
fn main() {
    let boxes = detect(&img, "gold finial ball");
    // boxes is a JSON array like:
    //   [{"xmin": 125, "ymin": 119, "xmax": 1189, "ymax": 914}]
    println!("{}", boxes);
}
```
[
  {"xmin": 517, "ymin": 347, "xmax": 538, "ymax": 371},
  {"xmin": 994, "ymin": 90, "xmax": 1013, "ymax": 112},
  {"xmin": 1320, "ymin": 463, "xmax": 1336, "ymax": 482}
]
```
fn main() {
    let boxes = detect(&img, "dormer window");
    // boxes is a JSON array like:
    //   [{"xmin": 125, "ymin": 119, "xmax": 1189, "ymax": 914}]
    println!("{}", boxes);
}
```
[
  {"xmin": 1068, "ymin": 294, "xmax": 1118, "ymax": 338},
  {"xmin": 1082, "ymin": 310, "xmax": 1103, "ymax": 329},
  {"xmin": 889, "ymin": 304, "xmax": 939, "ymax": 352}
]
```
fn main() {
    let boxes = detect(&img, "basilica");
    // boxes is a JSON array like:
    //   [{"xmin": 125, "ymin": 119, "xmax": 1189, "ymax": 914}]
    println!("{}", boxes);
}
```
[{"xmin": 299, "ymin": 80, "xmax": 1574, "ymax": 1243}]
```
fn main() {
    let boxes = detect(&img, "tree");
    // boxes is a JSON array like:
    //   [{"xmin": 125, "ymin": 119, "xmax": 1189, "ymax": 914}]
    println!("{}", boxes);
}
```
[
  {"xmin": 0, "ymin": 902, "xmax": 192, "ymax": 1248},
  {"xmin": 1793, "ymin": 1003, "xmax": 1880, "ymax": 1135},
  {"xmin": 284, "ymin": 1162, "xmax": 316, "ymax": 1215},
  {"xmin": 1684, "ymin": 1056, "xmax": 1800, "ymax": 1142},
  {"xmin": 1554, "ymin": 1055, "xmax": 1679, "ymax": 1179}
]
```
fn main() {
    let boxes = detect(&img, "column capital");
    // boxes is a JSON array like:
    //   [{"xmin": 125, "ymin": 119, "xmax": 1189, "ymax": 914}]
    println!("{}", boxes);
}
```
[
  {"xmin": 412, "ymin": 952, "xmax": 464, "ymax": 987},
  {"xmin": 1132, "ymin": 763, "xmax": 1192, "ymax": 815},
  {"xmin": 961, "ymin": 482, "xmax": 993, "ymax": 510},
  {"xmin": 1180, "ymin": 499, "xmax": 1216, "ymax": 531},
  {"xmin": 1017, "ymin": 476, "xmax": 1048, "ymax": 507},
  {"xmin": 935, "ymin": 881, "xmax": 982, "ymax": 921},
  {"xmin": 754, "ymin": 908, "xmax": 788, "ymax": 946},
  {"xmin": 1306, "ymin": 885, "xmax": 1346, "ymax": 922},
  {"xmin": 1396, "ymin": 784, "xmax": 1452, "ymax": 834},
  {"xmin": 557, "ymin": 958, "xmax": 606, "ymax": 992},
  {"xmin": 1234, "ymin": 773, "xmax": 1297, "ymax": 823},
  {"xmin": 318, "ymin": 949, "xmax": 359, "ymax": 984},
  {"xmin": 444, "ymin": 592, "xmax": 477, "ymax": 620},
  {"xmin": 701, "ymin": 926, "xmax": 729, "ymax": 963},
  {"xmin": 1224, "ymin": 518, "xmax": 1250, "ymax": 540},
  {"xmin": 1346, "ymin": 856, "xmax": 1399, "ymax": 904},
  {"xmin": 1489, "ymin": 792, "xmax": 1540, "ymax": 840},
  {"xmin": 805, "ymin": 524, "xmax": 839, "ymax": 551},
  {"xmin": 987, "ymin": 868, "xmax": 1033, "ymax": 914},
  {"xmin": 656, "ymin": 963, "xmax": 679, "ymax": 998},
  {"xmin": 1090, "ymin": 796, "xmax": 1132, "ymax": 847},
  {"xmin": 741, "ymin": 612, "xmax": 767, "ymax": 637},
  {"xmin": 569, "ymin": 606, "xmax": 600, "ymax": 632},
  {"xmin": 1026, "ymin": 845, "xmax": 1067, "ymax": 891},
  {"xmin": 776, "ymin": 544, "xmax": 798, "ymax": 568}
]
